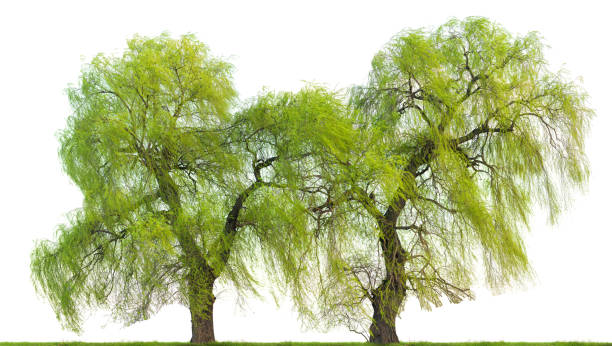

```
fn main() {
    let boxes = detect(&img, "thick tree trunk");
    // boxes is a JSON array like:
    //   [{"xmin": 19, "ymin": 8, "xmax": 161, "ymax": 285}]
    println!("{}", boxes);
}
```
[
  {"xmin": 189, "ymin": 289, "xmax": 215, "ymax": 343},
  {"xmin": 368, "ymin": 280, "xmax": 405, "ymax": 343},
  {"xmin": 151, "ymin": 159, "xmax": 219, "ymax": 343},
  {"xmin": 187, "ymin": 265, "xmax": 217, "ymax": 343},
  {"xmin": 369, "ymin": 306, "xmax": 398, "ymax": 343},
  {"xmin": 358, "ymin": 139, "xmax": 432, "ymax": 343},
  {"xmin": 368, "ymin": 216, "xmax": 407, "ymax": 344}
]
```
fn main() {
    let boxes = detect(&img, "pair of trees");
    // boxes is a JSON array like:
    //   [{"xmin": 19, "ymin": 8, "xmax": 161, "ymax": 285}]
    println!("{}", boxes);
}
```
[{"xmin": 31, "ymin": 18, "xmax": 591, "ymax": 344}]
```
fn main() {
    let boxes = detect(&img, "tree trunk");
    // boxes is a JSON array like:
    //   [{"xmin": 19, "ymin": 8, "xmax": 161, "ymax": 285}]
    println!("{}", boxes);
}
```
[
  {"xmin": 151, "ymin": 158, "xmax": 219, "ymax": 343},
  {"xmin": 187, "ymin": 264, "xmax": 217, "ymax": 344},
  {"xmin": 368, "ymin": 278, "xmax": 405, "ymax": 343},
  {"xmin": 369, "ymin": 304, "xmax": 398, "ymax": 343},
  {"xmin": 190, "ymin": 290, "xmax": 215, "ymax": 343},
  {"xmin": 368, "ymin": 216, "xmax": 407, "ymax": 344}
]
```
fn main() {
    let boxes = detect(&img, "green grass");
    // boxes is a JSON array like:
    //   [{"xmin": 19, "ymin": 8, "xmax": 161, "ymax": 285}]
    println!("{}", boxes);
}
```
[{"xmin": 1, "ymin": 342, "xmax": 610, "ymax": 346}]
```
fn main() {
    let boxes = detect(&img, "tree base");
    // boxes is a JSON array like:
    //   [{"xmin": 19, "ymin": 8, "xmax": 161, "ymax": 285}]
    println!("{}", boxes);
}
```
[
  {"xmin": 190, "ymin": 308, "xmax": 215, "ymax": 343},
  {"xmin": 369, "ymin": 318, "xmax": 399, "ymax": 344}
]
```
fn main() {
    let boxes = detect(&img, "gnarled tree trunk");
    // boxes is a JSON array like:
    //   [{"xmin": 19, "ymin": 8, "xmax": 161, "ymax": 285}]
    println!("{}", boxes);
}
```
[
  {"xmin": 368, "ymin": 277, "xmax": 406, "ymax": 343},
  {"xmin": 369, "ymin": 213, "xmax": 407, "ymax": 343}
]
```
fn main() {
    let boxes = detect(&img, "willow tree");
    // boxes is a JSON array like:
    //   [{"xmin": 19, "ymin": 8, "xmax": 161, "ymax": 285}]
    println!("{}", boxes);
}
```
[
  {"xmin": 309, "ymin": 17, "xmax": 592, "ymax": 343},
  {"xmin": 30, "ymin": 33, "xmax": 352, "ymax": 343}
]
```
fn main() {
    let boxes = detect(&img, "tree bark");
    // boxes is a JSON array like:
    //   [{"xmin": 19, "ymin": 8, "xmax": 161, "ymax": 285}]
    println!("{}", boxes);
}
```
[
  {"xmin": 356, "ymin": 137, "xmax": 434, "ymax": 343},
  {"xmin": 369, "ymin": 284, "xmax": 402, "ymax": 343},
  {"xmin": 368, "ymin": 264, "xmax": 407, "ymax": 343},
  {"xmin": 189, "ymin": 289, "xmax": 215, "ymax": 343},
  {"xmin": 188, "ymin": 275, "xmax": 216, "ymax": 343},
  {"xmin": 368, "ymin": 215, "xmax": 407, "ymax": 344},
  {"xmin": 185, "ymin": 257, "xmax": 218, "ymax": 344}
]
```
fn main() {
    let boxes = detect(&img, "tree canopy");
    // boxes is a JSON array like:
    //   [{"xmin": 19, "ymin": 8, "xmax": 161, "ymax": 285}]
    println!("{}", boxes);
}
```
[
  {"xmin": 297, "ymin": 17, "xmax": 592, "ymax": 343},
  {"xmin": 31, "ymin": 17, "xmax": 592, "ymax": 344},
  {"xmin": 32, "ymin": 34, "xmax": 238, "ymax": 332},
  {"xmin": 30, "ymin": 34, "xmax": 354, "ymax": 343}
]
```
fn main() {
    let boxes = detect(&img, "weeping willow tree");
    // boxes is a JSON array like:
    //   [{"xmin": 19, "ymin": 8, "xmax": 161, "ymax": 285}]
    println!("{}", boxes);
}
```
[
  {"xmin": 304, "ymin": 17, "xmax": 592, "ymax": 343},
  {"xmin": 30, "ymin": 34, "xmax": 238, "ymax": 343},
  {"xmin": 30, "ymin": 33, "xmax": 353, "ymax": 343}
]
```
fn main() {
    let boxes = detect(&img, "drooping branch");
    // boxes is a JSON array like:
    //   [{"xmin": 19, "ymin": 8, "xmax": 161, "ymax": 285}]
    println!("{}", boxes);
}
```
[{"xmin": 451, "ymin": 122, "xmax": 515, "ymax": 147}]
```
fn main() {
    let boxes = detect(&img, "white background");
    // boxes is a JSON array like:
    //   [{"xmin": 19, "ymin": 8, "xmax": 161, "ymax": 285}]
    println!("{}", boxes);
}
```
[{"xmin": 1, "ymin": 0, "xmax": 610, "ymax": 343}]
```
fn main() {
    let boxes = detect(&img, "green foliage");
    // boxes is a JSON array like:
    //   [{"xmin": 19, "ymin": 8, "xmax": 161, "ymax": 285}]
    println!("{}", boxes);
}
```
[
  {"xmin": 227, "ymin": 86, "xmax": 357, "ymax": 311},
  {"xmin": 304, "ymin": 17, "xmax": 592, "ymax": 337},
  {"xmin": 31, "ymin": 18, "xmax": 592, "ymax": 342},
  {"xmin": 31, "ymin": 33, "xmax": 242, "ymax": 332},
  {"xmin": 31, "ymin": 33, "xmax": 357, "ymax": 337}
]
